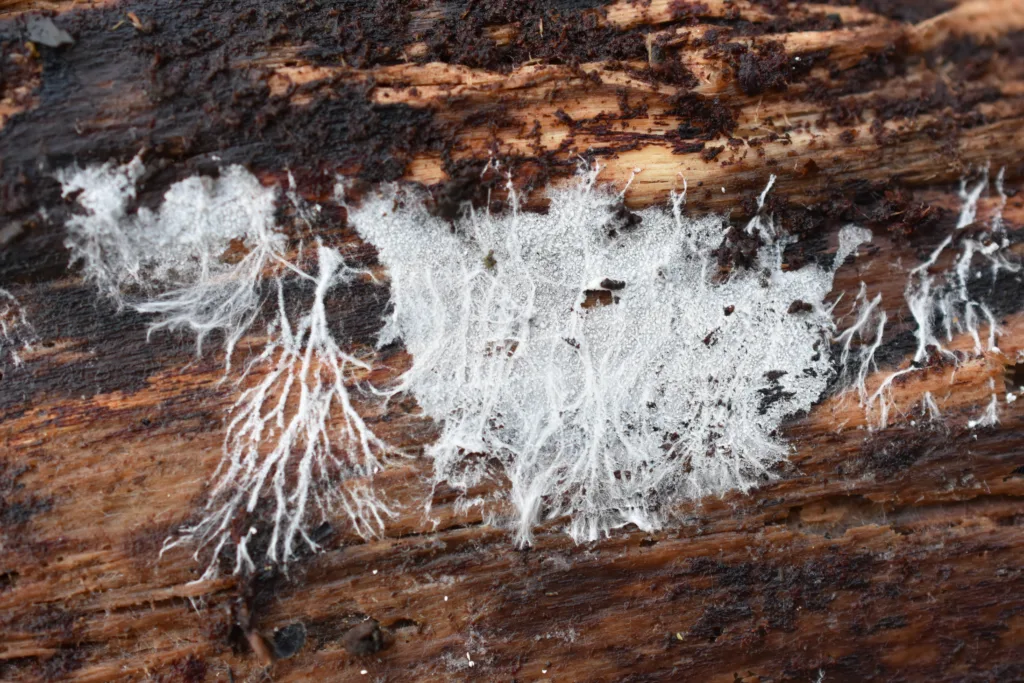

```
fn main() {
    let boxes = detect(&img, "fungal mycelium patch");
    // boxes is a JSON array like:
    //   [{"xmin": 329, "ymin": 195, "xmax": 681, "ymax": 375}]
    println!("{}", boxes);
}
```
[
  {"xmin": 347, "ymin": 167, "xmax": 870, "ymax": 544},
  {"xmin": 53, "ymin": 155, "xmax": 1019, "ymax": 570},
  {"xmin": 834, "ymin": 167, "xmax": 1019, "ymax": 430},
  {"xmin": 58, "ymin": 158, "xmax": 393, "ymax": 575},
  {"xmin": 0, "ymin": 287, "xmax": 34, "ymax": 366}
]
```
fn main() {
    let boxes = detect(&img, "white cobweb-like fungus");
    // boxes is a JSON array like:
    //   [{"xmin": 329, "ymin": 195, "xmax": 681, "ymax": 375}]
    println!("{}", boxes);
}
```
[
  {"xmin": 968, "ymin": 378, "xmax": 1001, "ymax": 429},
  {"xmin": 347, "ymin": 164, "xmax": 870, "ymax": 545},
  {"xmin": 906, "ymin": 167, "xmax": 1017, "ymax": 363},
  {"xmin": 833, "ymin": 281, "xmax": 886, "ymax": 406},
  {"xmin": 834, "ymin": 166, "xmax": 1019, "ymax": 430},
  {"xmin": 58, "ymin": 156, "xmax": 284, "ymax": 361},
  {"xmin": 0, "ymin": 287, "xmax": 34, "ymax": 365},
  {"xmin": 58, "ymin": 159, "xmax": 393, "ymax": 574},
  {"xmin": 172, "ymin": 243, "xmax": 394, "ymax": 577}
]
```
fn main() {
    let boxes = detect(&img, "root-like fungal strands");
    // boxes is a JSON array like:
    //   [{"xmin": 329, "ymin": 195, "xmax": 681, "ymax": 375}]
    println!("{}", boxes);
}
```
[
  {"xmin": 171, "ymin": 244, "xmax": 393, "ymax": 576},
  {"xmin": 843, "ymin": 166, "xmax": 1021, "ymax": 430},
  {"xmin": 834, "ymin": 282, "xmax": 887, "ymax": 407},
  {"xmin": 905, "ymin": 168, "xmax": 1018, "ymax": 364},
  {"xmin": 59, "ymin": 157, "xmax": 285, "ymax": 360},
  {"xmin": 59, "ymin": 160, "xmax": 393, "ymax": 573},
  {"xmin": 0, "ymin": 288, "xmax": 34, "ymax": 366}
]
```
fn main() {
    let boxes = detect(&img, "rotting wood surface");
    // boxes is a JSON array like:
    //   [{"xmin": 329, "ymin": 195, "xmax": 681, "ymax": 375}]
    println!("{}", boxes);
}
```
[{"xmin": 2, "ymin": 1, "xmax": 1024, "ymax": 681}]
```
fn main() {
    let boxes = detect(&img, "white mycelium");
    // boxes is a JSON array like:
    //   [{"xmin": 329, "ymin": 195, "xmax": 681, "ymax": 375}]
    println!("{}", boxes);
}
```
[
  {"xmin": 59, "ymin": 159, "xmax": 391, "ymax": 574},
  {"xmin": 67, "ymin": 156, "xmax": 1012, "ymax": 560},
  {"xmin": 0, "ymin": 287, "xmax": 34, "ymax": 365},
  {"xmin": 59, "ymin": 157, "xmax": 283, "ymax": 360},
  {"xmin": 837, "ymin": 167, "xmax": 1018, "ymax": 429},
  {"xmin": 348, "ymin": 167, "xmax": 869, "ymax": 543}
]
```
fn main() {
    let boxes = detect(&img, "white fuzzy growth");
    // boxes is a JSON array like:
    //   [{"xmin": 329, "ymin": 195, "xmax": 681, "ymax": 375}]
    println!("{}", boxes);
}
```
[
  {"xmin": 348, "ymin": 167, "xmax": 863, "ymax": 544},
  {"xmin": 905, "ymin": 167, "xmax": 1019, "ymax": 364},
  {"xmin": 0, "ymin": 288, "xmax": 34, "ymax": 365},
  {"xmin": 968, "ymin": 378, "xmax": 1000, "ymax": 429},
  {"xmin": 169, "ymin": 244, "xmax": 394, "ymax": 577},
  {"xmin": 840, "ymin": 167, "xmax": 1019, "ymax": 431},
  {"xmin": 60, "ymin": 159, "xmax": 392, "ymax": 573},
  {"xmin": 920, "ymin": 391, "xmax": 942, "ymax": 420},
  {"xmin": 59, "ymin": 158, "xmax": 284, "ymax": 358}
]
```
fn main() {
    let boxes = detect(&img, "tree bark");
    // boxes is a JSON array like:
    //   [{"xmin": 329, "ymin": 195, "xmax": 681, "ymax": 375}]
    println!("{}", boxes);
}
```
[{"xmin": 2, "ymin": 1, "xmax": 1024, "ymax": 681}]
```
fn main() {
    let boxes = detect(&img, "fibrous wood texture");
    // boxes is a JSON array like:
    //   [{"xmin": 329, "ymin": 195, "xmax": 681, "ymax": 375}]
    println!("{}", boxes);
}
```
[{"xmin": 2, "ymin": 1, "xmax": 1024, "ymax": 681}]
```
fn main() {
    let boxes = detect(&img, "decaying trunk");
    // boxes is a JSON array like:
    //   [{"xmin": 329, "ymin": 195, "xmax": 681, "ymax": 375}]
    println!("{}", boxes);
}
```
[{"xmin": 2, "ymin": 0, "xmax": 1024, "ymax": 681}]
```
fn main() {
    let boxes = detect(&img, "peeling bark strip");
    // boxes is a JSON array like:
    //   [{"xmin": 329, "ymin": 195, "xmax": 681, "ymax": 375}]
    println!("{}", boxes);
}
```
[{"xmin": 1, "ymin": 1, "xmax": 1024, "ymax": 682}]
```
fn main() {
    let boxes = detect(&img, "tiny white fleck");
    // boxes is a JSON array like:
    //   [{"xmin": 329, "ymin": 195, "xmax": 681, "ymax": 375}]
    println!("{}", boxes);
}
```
[
  {"xmin": 444, "ymin": 595, "xmax": 448, "ymax": 601},
  {"xmin": 1007, "ymin": 393, "xmax": 1017, "ymax": 403},
  {"xmin": 721, "ymin": 186, "xmax": 726, "ymax": 193},
  {"xmin": 372, "ymin": 569, "xmax": 378, "ymax": 575},
  {"xmin": 542, "ymin": 669, "xmax": 548, "ymax": 674},
  {"xmin": 360, "ymin": 670, "xmax": 368, "ymax": 676}
]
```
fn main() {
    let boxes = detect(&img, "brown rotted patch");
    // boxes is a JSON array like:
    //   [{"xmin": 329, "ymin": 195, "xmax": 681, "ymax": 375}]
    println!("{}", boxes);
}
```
[
  {"xmin": 730, "ymin": 12, "xmax": 844, "ymax": 38},
  {"xmin": 859, "ymin": 427, "xmax": 936, "ymax": 478},
  {"xmin": 683, "ymin": 551, "xmax": 878, "ymax": 638},
  {"xmin": 0, "ymin": 604, "xmax": 89, "ymax": 679},
  {"xmin": 303, "ymin": 613, "xmax": 392, "ymax": 655},
  {"xmin": 0, "ymin": 459, "xmax": 52, "ymax": 534},
  {"xmin": 735, "ymin": 41, "xmax": 792, "ymax": 96},
  {"xmin": 667, "ymin": 93, "xmax": 737, "ymax": 141},
  {"xmin": 159, "ymin": 655, "xmax": 207, "ymax": 683},
  {"xmin": 670, "ymin": 1, "xmax": 711, "ymax": 23},
  {"xmin": 833, "ymin": 0, "xmax": 955, "ymax": 23},
  {"xmin": 423, "ymin": 0, "xmax": 646, "ymax": 72},
  {"xmin": 428, "ymin": 156, "xmax": 507, "ymax": 222},
  {"xmin": 0, "ymin": 286, "xmax": 200, "ymax": 415},
  {"xmin": 809, "ymin": 30, "xmax": 1023, "ymax": 164},
  {"xmin": 712, "ymin": 225, "xmax": 764, "ymax": 273},
  {"xmin": 0, "ymin": 38, "xmax": 41, "ymax": 126}
]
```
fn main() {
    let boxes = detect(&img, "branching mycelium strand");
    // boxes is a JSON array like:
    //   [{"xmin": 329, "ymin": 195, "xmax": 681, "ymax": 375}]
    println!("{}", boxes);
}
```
[
  {"xmin": 59, "ymin": 156, "xmax": 285, "ymax": 361},
  {"xmin": 0, "ymin": 287, "xmax": 34, "ymax": 365},
  {"xmin": 907, "ymin": 167, "xmax": 1017, "ymax": 363},
  {"xmin": 835, "ymin": 166, "xmax": 1020, "ymax": 429},
  {"xmin": 59, "ymin": 159, "xmax": 393, "ymax": 573},
  {"xmin": 169, "ymin": 244, "xmax": 394, "ymax": 577},
  {"xmin": 834, "ymin": 282, "xmax": 887, "ymax": 406}
]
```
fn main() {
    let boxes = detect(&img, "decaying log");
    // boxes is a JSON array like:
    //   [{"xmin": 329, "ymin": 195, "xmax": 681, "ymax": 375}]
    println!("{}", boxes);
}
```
[{"xmin": 1, "ymin": 1, "xmax": 1024, "ymax": 681}]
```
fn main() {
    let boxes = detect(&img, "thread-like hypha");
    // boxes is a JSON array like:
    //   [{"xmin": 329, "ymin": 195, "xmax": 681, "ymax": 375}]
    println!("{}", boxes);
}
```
[
  {"xmin": 347, "ymin": 165, "xmax": 870, "ymax": 544},
  {"xmin": 0, "ymin": 287, "xmax": 34, "ymax": 365},
  {"xmin": 170, "ymin": 243, "xmax": 393, "ymax": 577},
  {"xmin": 834, "ymin": 279, "xmax": 886, "ymax": 402},
  {"xmin": 906, "ymin": 168, "xmax": 1016, "ymax": 363},
  {"xmin": 968, "ymin": 378, "xmax": 1001, "ymax": 429},
  {"xmin": 838, "ymin": 167, "xmax": 1020, "ymax": 429},
  {"xmin": 59, "ymin": 160, "xmax": 392, "ymax": 573}
]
